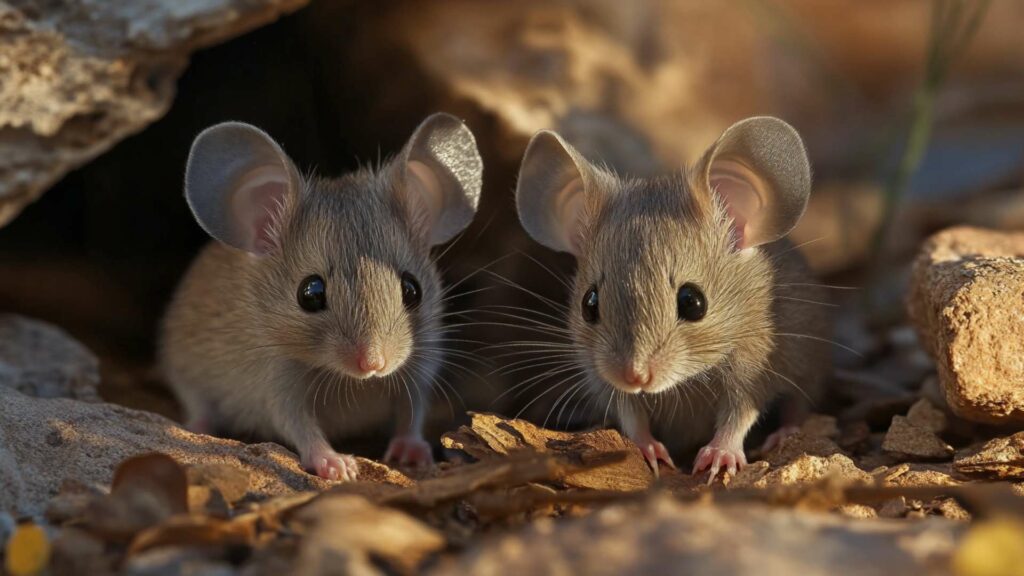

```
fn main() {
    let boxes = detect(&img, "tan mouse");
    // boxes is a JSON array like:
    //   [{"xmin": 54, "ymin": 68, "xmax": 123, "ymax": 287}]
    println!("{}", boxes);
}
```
[
  {"xmin": 514, "ymin": 117, "xmax": 830, "ymax": 480},
  {"xmin": 160, "ymin": 113, "xmax": 482, "ymax": 481}
]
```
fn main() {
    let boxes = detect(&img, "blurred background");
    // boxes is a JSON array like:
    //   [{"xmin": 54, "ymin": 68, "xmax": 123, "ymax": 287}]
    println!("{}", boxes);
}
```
[{"xmin": 0, "ymin": 0, "xmax": 1021, "ymax": 445}]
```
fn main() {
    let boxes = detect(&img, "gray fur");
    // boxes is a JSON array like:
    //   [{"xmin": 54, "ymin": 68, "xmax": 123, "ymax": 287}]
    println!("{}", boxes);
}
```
[
  {"xmin": 161, "ymin": 113, "xmax": 482, "ymax": 479},
  {"xmin": 515, "ymin": 117, "xmax": 830, "ymax": 456}
]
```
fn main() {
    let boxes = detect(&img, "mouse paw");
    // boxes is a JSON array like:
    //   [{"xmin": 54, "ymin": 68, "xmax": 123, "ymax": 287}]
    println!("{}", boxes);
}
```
[
  {"xmin": 631, "ymin": 437, "xmax": 675, "ymax": 478},
  {"xmin": 693, "ymin": 443, "xmax": 747, "ymax": 484},
  {"xmin": 759, "ymin": 425, "xmax": 802, "ymax": 453},
  {"xmin": 384, "ymin": 435, "xmax": 434, "ymax": 468},
  {"xmin": 303, "ymin": 449, "xmax": 358, "ymax": 482}
]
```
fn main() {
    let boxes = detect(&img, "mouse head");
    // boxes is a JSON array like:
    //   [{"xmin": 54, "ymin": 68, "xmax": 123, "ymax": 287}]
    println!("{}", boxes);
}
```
[
  {"xmin": 516, "ymin": 117, "xmax": 810, "ymax": 395},
  {"xmin": 185, "ymin": 113, "xmax": 482, "ymax": 380}
]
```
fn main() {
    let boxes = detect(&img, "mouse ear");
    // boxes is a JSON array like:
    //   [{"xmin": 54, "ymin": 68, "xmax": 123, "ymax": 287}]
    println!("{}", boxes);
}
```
[
  {"xmin": 700, "ymin": 116, "xmax": 811, "ymax": 250},
  {"xmin": 394, "ymin": 113, "xmax": 482, "ymax": 246},
  {"xmin": 185, "ymin": 122, "xmax": 300, "ymax": 255},
  {"xmin": 515, "ymin": 130, "xmax": 596, "ymax": 256}
]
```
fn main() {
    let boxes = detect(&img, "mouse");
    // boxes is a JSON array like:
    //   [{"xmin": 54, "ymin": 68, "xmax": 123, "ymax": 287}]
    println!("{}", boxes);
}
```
[
  {"xmin": 159, "ymin": 112, "xmax": 482, "ymax": 481},
  {"xmin": 513, "ymin": 116, "xmax": 831, "ymax": 481}
]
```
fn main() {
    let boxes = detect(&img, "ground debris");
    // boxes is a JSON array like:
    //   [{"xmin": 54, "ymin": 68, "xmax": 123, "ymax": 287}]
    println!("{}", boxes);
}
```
[
  {"xmin": 954, "ymin": 432, "xmax": 1024, "ymax": 479},
  {"xmin": 442, "ymin": 412, "xmax": 654, "ymax": 491}
]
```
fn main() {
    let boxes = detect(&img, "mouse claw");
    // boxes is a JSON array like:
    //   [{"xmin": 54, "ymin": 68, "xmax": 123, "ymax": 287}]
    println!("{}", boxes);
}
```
[
  {"xmin": 759, "ymin": 425, "xmax": 801, "ymax": 453},
  {"xmin": 384, "ymin": 435, "xmax": 434, "ymax": 469},
  {"xmin": 303, "ymin": 449, "xmax": 358, "ymax": 482},
  {"xmin": 634, "ymin": 439, "xmax": 675, "ymax": 478},
  {"xmin": 693, "ymin": 444, "xmax": 746, "ymax": 485}
]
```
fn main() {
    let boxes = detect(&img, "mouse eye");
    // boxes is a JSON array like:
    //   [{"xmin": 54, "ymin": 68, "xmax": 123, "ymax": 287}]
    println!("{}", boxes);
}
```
[
  {"xmin": 677, "ymin": 283, "xmax": 706, "ymax": 322},
  {"xmin": 297, "ymin": 275, "xmax": 327, "ymax": 312},
  {"xmin": 581, "ymin": 286, "xmax": 599, "ymax": 324},
  {"xmin": 401, "ymin": 272, "xmax": 422, "ymax": 310}
]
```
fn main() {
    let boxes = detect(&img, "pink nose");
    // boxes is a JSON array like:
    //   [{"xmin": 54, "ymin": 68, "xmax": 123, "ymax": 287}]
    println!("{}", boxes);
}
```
[
  {"xmin": 624, "ymin": 365, "xmax": 651, "ymax": 388},
  {"xmin": 357, "ymin": 349, "xmax": 386, "ymax": 373}
]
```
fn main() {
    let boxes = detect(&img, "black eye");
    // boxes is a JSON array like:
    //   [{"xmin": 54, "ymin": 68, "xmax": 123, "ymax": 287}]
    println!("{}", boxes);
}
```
[
  {"xmin": 401, "ymin": 272, "xmax": 422, "ymax": 310},
  {"xmin": 677, "ymin": 283, "xmax": 706, "ymax": 322},
  {"xmin": 298, "ymin": 275, "xmax": 327, "ymax": 312},
  {"xmin": 581, "ymin": 286, "xmax": 599, "ymax": 324}
]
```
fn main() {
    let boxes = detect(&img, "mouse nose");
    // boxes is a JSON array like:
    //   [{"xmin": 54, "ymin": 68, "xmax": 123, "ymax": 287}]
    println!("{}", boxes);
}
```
[
  {"xmin": 356, "ymin": 347, "xmax": 387, "ymax": 374},
  {"xmin": 623, "ymin": 364, "xmax": 651, "ymax": 388}
]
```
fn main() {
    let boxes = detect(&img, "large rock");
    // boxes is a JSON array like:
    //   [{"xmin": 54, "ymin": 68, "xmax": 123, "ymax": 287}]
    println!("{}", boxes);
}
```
[
  {"xmin": 907, "ymin": 227, "xmax": 1024, "ymax": 424},
  {"xmin": 0, "ymin": 315, "xmax": 409, "ymax": 516},
  {"xmin": 0, "ymin": 0, "xmax": 308, "ymax": 227},
  {"xmin": 0, "ymin": 314, "xmax": 99, "ymax": 401},
  {"xmin": 0, "ymin": 385, "xmax": 332, "ymax": 516}
]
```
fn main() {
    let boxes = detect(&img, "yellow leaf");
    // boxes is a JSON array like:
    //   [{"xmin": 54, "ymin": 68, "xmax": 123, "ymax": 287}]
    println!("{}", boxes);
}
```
[
  {"xmin": 954, "ymin": 518, "xmax": 1024, "ymax": 576},
  {"xmin": 4, "ymin": 522, "xmax": 51, "ymax": 576}
]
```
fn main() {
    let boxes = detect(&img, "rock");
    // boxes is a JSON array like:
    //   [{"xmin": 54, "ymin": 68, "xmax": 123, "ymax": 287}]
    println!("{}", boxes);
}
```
[
  {"xmin": 907, "ymin": 227, "xmax": 1024, "ymax": 424},
  {"xmin": 881, "ymin": 416, "xmax": 954, "ymax": 461},
  {"xmin": 0, "ymin": 385, "xmax": 411, "ymax": 516},
  {"xmin": 431, "ymin": 494, "xmax": 964, "ymax": 575},
  {"xmin": 800, "ymin": 414, "xmax": 841, "ymax": 439},
  {"xmin": 906, "ymin": 399, "xmax": 947, "ymax": 434},
  {"xmin": 953, "ymin": 432, "xmax": 1024, "ymax": 480},
  {"xmin": 0, "ymin": 0, "xmax": 308, "ymax": 227},
  {"xmin": 879, "ymin": 463, "xmax": 963, "ymax": 488},
  {"xmin": 730, "ymin": 453, "xmax": 871, "ymax": 490},
  {"xmin": 763, "ymin": 432, "xmax": 844, "ymax": 467},
  {"xmin": 0, "ymin": 314, "xmax": 99, "ymax": 401}
]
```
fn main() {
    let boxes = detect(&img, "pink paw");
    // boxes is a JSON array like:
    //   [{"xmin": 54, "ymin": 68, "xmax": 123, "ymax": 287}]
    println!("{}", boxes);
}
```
[
  {"xmin": 384, "ymin": 435, "xmax": 434, "ymax": 468},
  {"xmin": 303, "ymin": 449, "xmax": 358, "ymax": 482},
  {"xmin": 634, "ymin": 439, "xmax": 676, "ymax": 478},
  {"xmin": 693, "ymin": 443, "xmax": 747, "ymax": 484},
  {"xmin": 760, "ymin": 425, "xmax": 801, "ymax": 453}
]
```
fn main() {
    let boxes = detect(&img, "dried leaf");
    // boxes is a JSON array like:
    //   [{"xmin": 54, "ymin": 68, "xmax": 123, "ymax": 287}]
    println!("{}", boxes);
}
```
[
  {"xmin": 4, "ymin": 522, "xmax": 51, "ymax": 576},
  {"xmin": 86, "ymin": 453, "xmax": 188, "ymax": 540},
  {"xmin": 442, "ymin": 412, "xmax": 653, "ymax": 491},
  {"xmin": 126, "ymin": 515, "xmax": 256, "ymax": 556},
  {"xmin": 185, "ymin": 463, "xmax": 251, "ymax": 504},
  {"xmin": 380, "ymin": 450, "xmax": 626, "ymax": 508},
  {"xmin": 295, "ymin": 495, "xmax": 444, "ymax": 575}
]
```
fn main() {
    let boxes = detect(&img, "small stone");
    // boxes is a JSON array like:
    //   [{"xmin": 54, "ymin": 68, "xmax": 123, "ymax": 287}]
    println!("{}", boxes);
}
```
[
  {"xmin": 906, "ymin": 399, "xmax": 947, "ymax": 433},
  {"xmin": 907, "ymin": 227, "xmax": 1024, "ymax": 424},
  {"xmin": 881, "ymin": 416, "xmax": 954, "ymax": 460},
  {"xmin": 0, "ymin": 315, "xmax": 99, "ymax": 401},
  {"xmin": 756, "ymin": 454, "xmax": 871, "ymax": 488},
  {"xmin": 881, "ymin": 463, "xmax": 962, "ymax": 488},
  {"xmin": 929, "ymin": 498, "xmax": 971, "ymax": 521},
  {"xmin": 800, "ymin": 414, "xmax": 840, "ymax": 439},
  {"xmin": 953, "ymin": 432, "xmax": 1024, "ymax": 479},
  {"xmin": 725, "ymin": 461, "xmax": 770, "ymax": 489},
  {"xmin": 763, "ymin": 432, "xmax": 844, "ymax": 467},
  {"xmin": 836, "ymin": 504, "xmax": 877, "ymax": 520},
  {"xmin": 879, "ymin": 497, "xmax": 908, "ymax": 519}
]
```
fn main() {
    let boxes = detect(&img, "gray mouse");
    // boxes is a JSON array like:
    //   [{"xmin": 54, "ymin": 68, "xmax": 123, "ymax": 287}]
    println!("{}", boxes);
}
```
[
  {"xmin": 514, "ymin": 116, "xmax": 830, "ymax": 480},
  {"xmin": 160, "ymin": 113, "xmax": 482, "ymax": 481}
]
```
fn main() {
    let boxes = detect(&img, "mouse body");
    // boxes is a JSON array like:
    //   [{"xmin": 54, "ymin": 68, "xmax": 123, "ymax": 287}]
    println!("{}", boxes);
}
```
[
  {"xmin": 160, "ymin": 113, "xmax": 482, "ymax": 481},
  {"xmin": 514, "ymin": 117, "xmax": 830, "ymax": 479}
]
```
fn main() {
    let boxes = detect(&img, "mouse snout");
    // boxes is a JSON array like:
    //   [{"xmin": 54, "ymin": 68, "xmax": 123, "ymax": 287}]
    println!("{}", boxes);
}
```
[
  {"xmin": 340, "ymin": 343, "xmax": 390, "ymax": 379},
  {"xmin": 357, "ymin": 347, "xmax": 387, "ymax": 374},
  {"xmin": 623, "ymin": 363, "xmax": 652, "ymax": 389}
]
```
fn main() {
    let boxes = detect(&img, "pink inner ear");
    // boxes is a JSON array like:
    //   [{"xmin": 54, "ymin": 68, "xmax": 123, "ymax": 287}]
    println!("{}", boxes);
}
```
[
  {"xmin": 232, "ymin": 168, "xmax": 291, "ymax": 254},
  {"xmin": 709, "ymin": 160, "xmax": 764, "ymax": 250}
]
